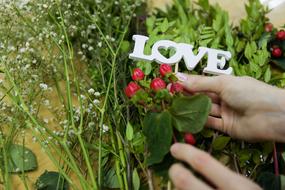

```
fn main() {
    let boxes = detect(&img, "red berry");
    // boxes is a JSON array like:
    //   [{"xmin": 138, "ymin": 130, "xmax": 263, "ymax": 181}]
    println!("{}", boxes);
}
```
[
  {"xmin": 132, "ymin": 68, "xmax": 145, "ymax": 81},
  {"xmin": 272, "ymin": 47, "xmax": 282, "ymax": 58},
  {"xmin": 276, "ymin": 30, "xmax": 285, "ymax": 40},
  {"xmin": 264, "ymin": 23, "xmax": 273, "ymax": 32},
  {"xmin": 170, "ymin": 82, "xmax": 183, "ymax": 93},
  {"xmin": 124, "ymin": 82, "xmax": 141, "ymax": 98},
  {"xmin": 184, "ymin": 133, "xmax": 196, "ymax": 145},
  {"xmin": 150, "ymin": 78, "xmax": 166, "ymax": 92},
  {"xmin": 159, "ymin": 64, "xmax": 172, "ymax": 77}
]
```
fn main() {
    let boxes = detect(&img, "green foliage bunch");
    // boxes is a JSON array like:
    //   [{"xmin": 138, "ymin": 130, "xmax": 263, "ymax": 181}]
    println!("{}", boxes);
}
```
[{"xmin": 127, "ymin": 0, "xmax": 285, "ymax": 189}]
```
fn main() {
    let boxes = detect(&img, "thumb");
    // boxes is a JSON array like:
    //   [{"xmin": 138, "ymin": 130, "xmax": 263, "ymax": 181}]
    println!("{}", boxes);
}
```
[{"xmin": 175, "ymin": 73, "xmax": 228, "ymax": 94}]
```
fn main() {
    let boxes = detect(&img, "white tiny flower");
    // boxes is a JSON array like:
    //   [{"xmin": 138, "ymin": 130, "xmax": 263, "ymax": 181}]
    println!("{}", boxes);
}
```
[
  {"xmin": 80, "ymin": 94, "xmax": 86, "ymax": 100},
  {"xmin": 93, "ymin": 99, "xmax": 100, "ymax": 105},
  {"xmin": 98, "ymin": 42, "xmax": 102, "ymax": 47},
  {"xmin": 94, "ymin": 92, "xmax": 101, "ymax": 97},
  {"xmin": 39, "ymin": 83, "xmax": 48, "ymax": 90},
  {"xmin": 43, "ymin": 118, "xmax": 49, "ymax": 124},
  {"xmin": 102, "ymin": 124, "xmax": 109, "ymax": 133},
  {"xmin": 88, "ymin": 88, "xmax": 95, "ymax": 94},
  {"xmin": 88, "ymin": 46, "xmax": 94, "ymax": 51}
]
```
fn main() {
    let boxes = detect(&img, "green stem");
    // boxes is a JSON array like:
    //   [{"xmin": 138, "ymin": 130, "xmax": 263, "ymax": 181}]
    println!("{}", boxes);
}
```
[{"xmin": 117, "ymin": 132, "xmax": 128, "ymax": 190}]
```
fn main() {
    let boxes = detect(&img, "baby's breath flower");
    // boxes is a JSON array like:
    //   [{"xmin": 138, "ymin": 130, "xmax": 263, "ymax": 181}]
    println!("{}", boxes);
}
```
[
  {"xmin": 94, "ymin": 92, "xmax": 101, "ymax": 97},
  {"xmin": 102, "ymin": 124, "xmax": 109, "ymax": 133},
  {"xmin": 93, "ymin": 99, "xmax": 100, "ymax": 105},
  {"xmin": 88, "ymin": 88, "xmax": 95, "ymax": 94},
  {"xmin": 39, "ymin": 83, "xmax": 48, "ymax": 90}
]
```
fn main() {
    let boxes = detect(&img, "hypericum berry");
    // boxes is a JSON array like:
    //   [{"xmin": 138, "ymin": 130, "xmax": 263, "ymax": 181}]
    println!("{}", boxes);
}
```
[
  {"xmin": 150, "ymin": 78, "xmax": 166, "ymax": 92},
  {"xmin": 184, "ymin": 133, "xmax": 196, "ymax": 145},
  {"xmin": 124, "ymin": 82, "xmax": 141, "ymax": 98},
  {"xmin": 276, "ymin": 30, "xmax": 285, "ymax": 40},
  {"xmin": 159, "ymin": 64, "xmax": 172, "ymax": 77},
  {"xmin": 264, "ymin": 23, "xmax": 273, "ymax": 32},
  {"xmin": 132, "ymin": 68, "xmax": 145, "ymax": 81},
  {"xmin": 170, "ymin": 82, "xmax": 183, "ymax": 93},
  {"xmin": 272, "ymin": 47, "xmax": 282, "ymax": 58}
]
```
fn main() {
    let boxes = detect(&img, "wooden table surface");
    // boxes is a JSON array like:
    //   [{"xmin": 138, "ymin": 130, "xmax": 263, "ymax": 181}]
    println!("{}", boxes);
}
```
[{"xmin": 6, "ymin": 0, "xmax": 285, "ymax": 189}]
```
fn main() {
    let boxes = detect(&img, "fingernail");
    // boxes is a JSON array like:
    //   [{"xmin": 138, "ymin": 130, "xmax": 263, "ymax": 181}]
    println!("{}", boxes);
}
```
[
  {"xmin": 175, "ymin": 72, "xmax": 188, "ymax": 82},
  {"xmin": 170, "ymin": 143, "xmax": 180, "ymax": 154}
]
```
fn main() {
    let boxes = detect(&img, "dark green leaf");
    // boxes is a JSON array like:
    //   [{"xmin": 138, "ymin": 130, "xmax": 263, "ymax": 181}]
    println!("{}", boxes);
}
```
[
  {"xmin": 271, "ymin": 57, "xmax": 285, "ymax": 71},
  {"xmin": 143, "ymin": 111, "xmax": 173, "ymax": 166},
  {"xmin": 103, "ymin": 167, "xmax": 120, "ymax": 189},
  {"xmin": 212, "ymin": 136, "xmax": 231, "ymax": 151},
  {"xmin": 169, "ymin": 95, "xmax": 211, "ymax": 134},
  {"xmin": 8, "ymin": 144, "xmax": 37, "ymax": 173},
  {"xmin": 257, "ymin": 172, "xmax": 280, "ymax": 190},
  {"xmin": 36, "ymin": 171, "xmax": 69, "ymax": 190}
]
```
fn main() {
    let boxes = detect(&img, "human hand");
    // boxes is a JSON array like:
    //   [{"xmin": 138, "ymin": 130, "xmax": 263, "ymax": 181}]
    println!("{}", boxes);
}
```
[
  {"xmin": 169, "ymin": 143, "xmax": 261, "ymax": 190},
  {"xmin": 175, "ymin": 73, "xmax": 285, "ymax": 142}
]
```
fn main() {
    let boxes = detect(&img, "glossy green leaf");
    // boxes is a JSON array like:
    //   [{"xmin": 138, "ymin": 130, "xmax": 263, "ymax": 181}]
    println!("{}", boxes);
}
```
[
  {"xmin": 36, "ymin": 171, "xmax": 69, "ymax": 190},
  {"xmin": 143, "ymin": 111, "xmax": 173, "ymax": 166},
  {"xmin": 212, "ymin": 136, "xmax": 231, "ymax": 151},
  {"xmin": 8, "ymin": 144, "xmax": 37, "ymax": 173},
  {"xmin": 126, "ymin": 122, "xmax": 134, "ymax": 141},
  {"xmin": 169, "ymin": 95, "xmax": 211, "ymax": 134},
  {"xmin": 132, "ymin": 168, "xmax": 140, "ymax": 190}
]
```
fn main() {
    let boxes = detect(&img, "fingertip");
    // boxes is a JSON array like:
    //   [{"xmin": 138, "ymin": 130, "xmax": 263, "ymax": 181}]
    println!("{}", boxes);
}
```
[{"xmin": 170, "ymin": 143, "xmax": 183, "ymax": 155}]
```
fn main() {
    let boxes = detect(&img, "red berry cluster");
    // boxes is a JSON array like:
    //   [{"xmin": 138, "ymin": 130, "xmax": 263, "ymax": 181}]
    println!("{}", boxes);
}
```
[
  {"xmin": 265, "ymin": 23, "xmax": 285, "ymax": 58},
  {"xmin": 272, "ymin": 29, "xmax": 285, "ymax": 58},
  {"xmin": 124, "ymin": 64, "xmax": 183, "ymax": 100}
]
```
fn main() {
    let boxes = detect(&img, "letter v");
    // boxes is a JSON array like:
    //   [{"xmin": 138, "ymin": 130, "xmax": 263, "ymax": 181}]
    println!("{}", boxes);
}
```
[{"xmin": 178, "ymin": 44, "xmax": 208, "ymax": 70}]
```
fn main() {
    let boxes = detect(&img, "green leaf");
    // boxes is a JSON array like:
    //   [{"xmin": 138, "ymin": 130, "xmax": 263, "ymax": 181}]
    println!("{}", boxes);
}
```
[
  {"xmin": 271, "ymin": 57, "xmax": 285, "ymax": 71},
  {"xmin": 120, "ymin": 41, "xmax": 130, "ymax": 53},
  {"xmin": 169, "ymin": 95, "xmax": 211, "ymax": 134},
  {"xmin": 281, "ymin": 175, "xmax": 285, "ymax": 190},
  {"xmin": 201, "ymin": 128, "xmax": 214, "ymax": 138},
  {"xmin": 257, "ymin": 172, "xmax": 280, "ymax": 190},
  {"xmin": 138, "ymin": 61, "xmax": 152, "ymax": 75},
  {"xmin": 126, "ymin": 122, "xmax": 134, "ymax": 141},
  {"xmin": 245, "ymin": 42, "xmax": 252, "ymax": 59},
  {"xmin": 36, "ymin": 171, "xmax": 69, "ymax": 190},
  {"xmin": 160, "ymin": 18, "xmax": 169, "ymax": 33},
  {"xmin": 132, "ymin": 168, "xmax": 140, "ymax": 190},
  {"xmin": 8, "ymin": 144, "xmax": 37, "ymax": 173},
  {"xmin": 264, "ymin": 66, "xmax": 271, "ymax": 83},
  {"xmin": 143, "ymin": 111, "xmax": 173, "ymax": 166},
  {"xmin": 132, "ymin": 132, "xmax": 145, "ymax": 154},
  {"xmin": 146, "ymin": 16, "xmax": 156, "ymax": 34},
  {"xmin": 212, "ymin": 136, "xmax": 231, "ymax": 151}
]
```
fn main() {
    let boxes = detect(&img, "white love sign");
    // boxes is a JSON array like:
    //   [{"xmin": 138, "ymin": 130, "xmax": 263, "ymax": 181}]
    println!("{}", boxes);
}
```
[{"xmin": 129, "ymin": 35, "xmax": 233, "ymax": 75}]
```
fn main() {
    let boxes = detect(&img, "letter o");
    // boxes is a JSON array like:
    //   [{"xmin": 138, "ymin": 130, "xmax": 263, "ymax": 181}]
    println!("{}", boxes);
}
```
[{"xmin": 152, "ymin": 40, "xmax": 182, "ymax": 65}]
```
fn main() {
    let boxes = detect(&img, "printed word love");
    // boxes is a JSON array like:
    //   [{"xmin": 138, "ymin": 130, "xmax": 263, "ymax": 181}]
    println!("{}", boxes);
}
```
[{"xmin": 129, "ymin": 35, "xmax": 233, "ymax": 75}]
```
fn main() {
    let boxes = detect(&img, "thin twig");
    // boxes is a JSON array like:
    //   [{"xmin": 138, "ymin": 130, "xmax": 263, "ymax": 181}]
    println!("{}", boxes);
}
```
[
  {"xmin": 147, "ymin": 169, "xmax": 154, "ymax": 190},
  {"xmin": 273, "ymin": 142, "xmax": 279, "ymax": 176}
]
